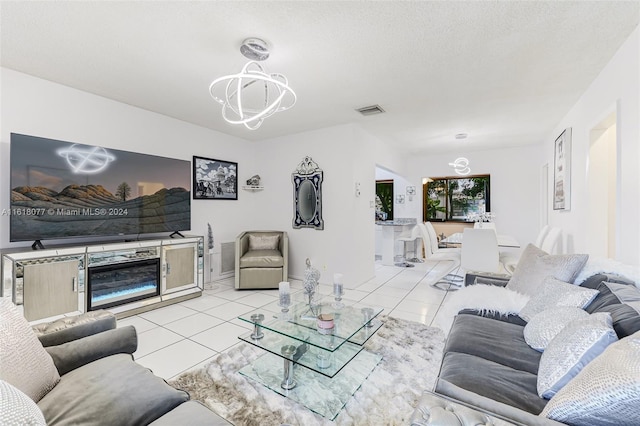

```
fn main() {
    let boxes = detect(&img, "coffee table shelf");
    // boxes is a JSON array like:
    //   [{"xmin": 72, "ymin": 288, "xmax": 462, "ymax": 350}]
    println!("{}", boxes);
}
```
[
  {"xmin": 238, "ymin": 348, "xmax": 382, "ymax": 420},
  {"xmin": 236, "ymin": 300, "xmax": 384, "ymax": 419}
]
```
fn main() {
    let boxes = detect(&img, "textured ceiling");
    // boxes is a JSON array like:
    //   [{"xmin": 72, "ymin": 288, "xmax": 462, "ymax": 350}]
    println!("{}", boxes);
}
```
[{"xmin": 1, "ymin": 1, "xmax": 638, "ymax": 154}]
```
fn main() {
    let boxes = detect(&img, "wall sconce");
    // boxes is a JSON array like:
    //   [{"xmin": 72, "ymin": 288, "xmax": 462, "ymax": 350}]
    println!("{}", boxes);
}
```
[{"xmin": 396, "ymin": 194, "xmax": 405, "ymax": 204}]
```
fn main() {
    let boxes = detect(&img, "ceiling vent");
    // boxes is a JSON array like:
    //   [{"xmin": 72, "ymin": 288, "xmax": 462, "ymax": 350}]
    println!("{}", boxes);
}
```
[{"xmin": 356, "ymin": 104, "xmax": 385, "ymax": 116}]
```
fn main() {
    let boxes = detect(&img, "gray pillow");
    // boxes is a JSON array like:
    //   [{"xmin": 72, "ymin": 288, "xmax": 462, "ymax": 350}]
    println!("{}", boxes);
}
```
[
  {"xmin": 0, "ymin": 298, "xmax": 60, "ymax": 402},
  {"xmin": 524, "ymin": 306, "xmax": 589, "ymax": 351},
  {"xmin": 541, "ymin": 330, "xmax": 640, "ymax": 426},
  {"xmin": 537, "ymin": 312, "xmax": 618, "ymax": 399},
  {"xmin": 506, "ymin": 244, "xmax": 588, "ymax": 297},
  {"xmin": 248, "ymin": 234, "xmax": 280, "ymax": 251},
  {"xmin": 518, "ymin": 276, "xmax": 599, "ymax": 322},
  {"xmin": 0, "ymin": 380, "xmax": 46, "ymax": 425}
]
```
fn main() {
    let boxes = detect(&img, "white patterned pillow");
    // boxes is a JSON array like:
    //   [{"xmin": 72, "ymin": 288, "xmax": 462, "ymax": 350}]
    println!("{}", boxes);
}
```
[
  {"xmin": 506, "ymin": 244, "xmax": 588, "ymax": 297},
  {"xmin": 537, "ymin": 312, "xmax": 618, "ymax": 399},
  {"xmin": 518, "ymin": 276, "xmax": 599, "ymax": 322},
  {"xmin": 0, "ymin": 380, "xmax": 46, "ymax": 425},
  {"xmin": 524, "ymin": 307, "xmax": 589, "ymax": 351},
  {"xmin": 541, "ymin": 330, "xmax": 640, "ymax": 425},
  {"xmin": 248, "ymin": 234, "xmax": 280, "ymax": 251},
  {"xmin": 0, "ymin": 298, "xmax": 60, "ymax": 402}
]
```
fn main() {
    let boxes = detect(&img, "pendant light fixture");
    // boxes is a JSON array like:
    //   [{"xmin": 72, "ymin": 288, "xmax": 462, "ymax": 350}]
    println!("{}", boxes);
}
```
[{"xmin": 209, "ymin": 38, "xmax": 297, "ymax": 130}]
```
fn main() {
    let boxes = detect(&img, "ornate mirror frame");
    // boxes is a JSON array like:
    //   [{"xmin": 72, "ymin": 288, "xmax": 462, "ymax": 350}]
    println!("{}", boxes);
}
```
[{"xmin": 292, "ymin": 156, "xmax": 324, "ymax": 230}]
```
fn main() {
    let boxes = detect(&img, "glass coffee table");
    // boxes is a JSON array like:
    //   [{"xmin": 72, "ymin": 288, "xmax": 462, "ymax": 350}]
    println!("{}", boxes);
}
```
[{"xmin": 237, "ymin": 300, "xmax": 384, "ymax": 420}]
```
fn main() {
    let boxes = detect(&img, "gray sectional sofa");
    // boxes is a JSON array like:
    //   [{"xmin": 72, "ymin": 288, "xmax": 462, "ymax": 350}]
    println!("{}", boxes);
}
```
[
  {"xmin": 0, "ymin": 300, "xmax": 230, "ymax": 426},
  {"xmin": 430, "ymin": 272, "xmax": 640, "ymax": 426}
]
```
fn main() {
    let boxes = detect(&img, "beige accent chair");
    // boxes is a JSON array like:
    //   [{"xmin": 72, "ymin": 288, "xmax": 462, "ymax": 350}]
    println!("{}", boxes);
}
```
[{"xmin": 235, "ymin": 230, "xmax": 288, "ymax": 289}]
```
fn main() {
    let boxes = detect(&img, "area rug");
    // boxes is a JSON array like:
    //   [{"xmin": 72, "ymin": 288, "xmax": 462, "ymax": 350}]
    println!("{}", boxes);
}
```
[{"xmin": 169, "ymin": 316, "xmax": 445, "ymax": 426}]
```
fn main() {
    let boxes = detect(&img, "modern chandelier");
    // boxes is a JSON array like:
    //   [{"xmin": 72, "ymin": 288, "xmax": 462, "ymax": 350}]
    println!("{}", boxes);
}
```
[{"xmin": 209, "ymin": 38, "xmax": 297, "ymax": 130}]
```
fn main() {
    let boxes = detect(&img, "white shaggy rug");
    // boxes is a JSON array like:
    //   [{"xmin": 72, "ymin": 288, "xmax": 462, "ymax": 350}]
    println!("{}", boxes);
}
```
[{"xmin": 170, "ymin": 316, "xmax": 445, "ymax": 426}]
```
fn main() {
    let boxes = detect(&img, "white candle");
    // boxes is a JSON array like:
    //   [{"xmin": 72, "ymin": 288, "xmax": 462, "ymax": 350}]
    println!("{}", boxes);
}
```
[
  {"xmin": 333, "ymin": 273, "xmax": 343, "ymax": 284},
  {"xmin": 279, "ymin": 281, "xmax": 290, "ymax": 294}
]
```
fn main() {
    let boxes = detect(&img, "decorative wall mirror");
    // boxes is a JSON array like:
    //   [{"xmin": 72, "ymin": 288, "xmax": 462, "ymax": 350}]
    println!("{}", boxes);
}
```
[{"xmin": 292, "ymin": 156, "xmax": 324, "ymax": 230}]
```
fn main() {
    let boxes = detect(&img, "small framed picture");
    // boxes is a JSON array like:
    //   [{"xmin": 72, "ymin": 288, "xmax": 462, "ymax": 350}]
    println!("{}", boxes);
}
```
[{"xmin": 193, "ymin": 156, "xmax": 238, "ymax": 200}]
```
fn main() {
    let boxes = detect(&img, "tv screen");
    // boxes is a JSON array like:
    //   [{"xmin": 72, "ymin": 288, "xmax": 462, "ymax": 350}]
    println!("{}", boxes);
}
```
[{"xmin": 10, "ymin": 133, "xmax": 191, "ymax": 243}]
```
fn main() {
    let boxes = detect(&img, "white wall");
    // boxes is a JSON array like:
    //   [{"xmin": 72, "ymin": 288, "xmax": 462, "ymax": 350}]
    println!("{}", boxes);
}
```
[
  {"xmin": 545, "ymin": 26, "xmax": 640, "ymax": 265},
  {"xmin": 250, "ymin": 124, "xmax": 405, "ymax": 288},
  {"xmin": 0, "ymin": 68, "xmax": 256, "ymax": 279},
  {"xmin": 404, "ymin": 145, "xmax": 544, "ymax": 248}
]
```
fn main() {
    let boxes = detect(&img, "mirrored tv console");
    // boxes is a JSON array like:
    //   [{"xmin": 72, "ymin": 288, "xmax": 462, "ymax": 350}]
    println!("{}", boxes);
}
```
[{"xmin": 1, "ymin": 236, "xmax": 204, "ymax": 323}]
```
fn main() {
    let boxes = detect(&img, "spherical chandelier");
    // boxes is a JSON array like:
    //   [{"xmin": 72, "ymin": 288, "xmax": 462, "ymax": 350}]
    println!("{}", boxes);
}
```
[{"xmin": 209, "ymin": 38, "xmax": 297, "ymax": 130}]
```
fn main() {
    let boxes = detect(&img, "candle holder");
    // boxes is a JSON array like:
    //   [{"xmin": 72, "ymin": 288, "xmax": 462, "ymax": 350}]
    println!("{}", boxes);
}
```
[
  {"xmin": 250, "ymin": 313, "xmax": 265, "ymax": 340},
  {"xmin": 278, "ymin": 281, "xmax": 291, "ymax": 314},
  {"xmin": 333, "ymin": 273, "xmax": 345, "ymax": 309}
]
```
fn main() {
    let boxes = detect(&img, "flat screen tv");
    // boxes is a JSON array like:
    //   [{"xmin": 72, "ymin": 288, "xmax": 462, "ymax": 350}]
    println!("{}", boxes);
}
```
[{"xmin": 9, "ymin": 133, "xmax": 191, "ymax": 245}]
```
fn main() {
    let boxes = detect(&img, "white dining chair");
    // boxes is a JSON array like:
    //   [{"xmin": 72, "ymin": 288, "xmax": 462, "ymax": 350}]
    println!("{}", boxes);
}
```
[
  {"xmin": 419, "ymin": 222, "xmax": 463, "ymax": 290},
  {"xmin": 501, "ymin": 225, "xmax": 554, "ymax": 274},
  {"xmin": 461, "ymin": 228, "xmax": 502, "ymax": 274},
  {"xmin": 541, "ymin": 227, "xmax": 562, "ymax": 254}
]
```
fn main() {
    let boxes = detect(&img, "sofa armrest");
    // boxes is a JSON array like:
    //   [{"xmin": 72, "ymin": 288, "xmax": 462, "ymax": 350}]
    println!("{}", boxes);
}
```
[
  {"xmin": 33, "ymin": 310, "xmax": 116, "ymax": 347},
  {"xmin": 45, "ymin": 325, "xmax": 137, "ymax": 375},
  {"xmin": 410, "ymin": 391, "xmax": 523, "ymax": 426}
]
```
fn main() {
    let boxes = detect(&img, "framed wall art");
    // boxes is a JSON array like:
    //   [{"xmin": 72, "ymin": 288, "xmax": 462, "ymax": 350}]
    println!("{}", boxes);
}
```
[
  {"xmin": 193, "ymin": 156, "xmax": 238, "ymax": 200},
  {"xmin": 553, "ymin": 128, "xmax": 572, "ymax": 210}
]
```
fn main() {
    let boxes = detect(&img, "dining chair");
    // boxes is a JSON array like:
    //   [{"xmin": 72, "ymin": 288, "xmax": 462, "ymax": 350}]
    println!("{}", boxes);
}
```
[
  {"xmin": 541, "ymin": 227, "xmax": 562, "ymax": 254},
  {"xmin": 461, "ymin": 228, "xmax": 502, "ymax": 274},
  {"xmin": 419, "ymin": 222, "xmax": 463, "ymax": 290},
  {"xmin": 501, "ymin": 225, "xmax": 554, "ymax": 274}
]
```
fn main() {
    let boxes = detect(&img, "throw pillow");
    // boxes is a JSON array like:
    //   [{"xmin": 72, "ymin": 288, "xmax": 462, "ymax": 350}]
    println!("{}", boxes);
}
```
[
  {"xmin": 537, "ymin": 312, "xmax": 618, "ymax": 399},
  {"xmin": 518, "ymin": 276, "xmax": 599, "ymax": 322},
  {"xmin": 248, "ymin": 234, "xmax": 280, "ymax": 251},
  {"xmin": 506, "ymin": 244, "xmax": 588, "ymax": 297},
  {"xmin": 541, "ymin": 330, "xmax": 640, "ymax": 426},
  {"xmin": 0, "ymin": 298, "xmax": 60, "ymax": 402},
  {"xmin": 0, "ymin": 380, "xmax": 46, "ymax": 426},
  {"xmin": 523, "ymin": 306, "xmax": 589, "ymax": 351}
]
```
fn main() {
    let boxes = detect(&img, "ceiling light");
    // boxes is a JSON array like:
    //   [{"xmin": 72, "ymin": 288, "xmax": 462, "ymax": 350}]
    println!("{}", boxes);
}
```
[{"xmin": 209, "ymin": 38, "xmax": 296, "ymax": 130}]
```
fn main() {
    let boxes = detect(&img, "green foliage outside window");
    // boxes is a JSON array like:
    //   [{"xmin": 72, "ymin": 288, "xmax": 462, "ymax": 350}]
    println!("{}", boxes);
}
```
[{"xmin": 423, "ymin": 175, "xmax": 490, "ymax": 221}]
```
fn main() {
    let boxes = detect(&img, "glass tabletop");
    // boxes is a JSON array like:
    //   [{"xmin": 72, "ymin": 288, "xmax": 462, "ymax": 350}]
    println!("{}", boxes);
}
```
[{"xmin": 238, "ymin": 301, "xmax": 384, "ymax": 352}]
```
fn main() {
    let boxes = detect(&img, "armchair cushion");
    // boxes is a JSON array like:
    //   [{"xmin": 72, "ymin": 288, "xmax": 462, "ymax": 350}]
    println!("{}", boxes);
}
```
[
  {"xmin": 0, "ymin": 298, "xmax": 60, "ymax": 403},
  {"xmin": 38, "ymin": 353, "xmax": 189, "ymax": 426},
  {"xmin": 239, "ymin": 249, "xmax": 284, "ymax": 268},
  {"xmin": 248, "ymin": 234, "xmax": 280, "ymax": 251},
  {"xmin": 45, "ymin": 326, "xmax": 137, "ymax": 375}
]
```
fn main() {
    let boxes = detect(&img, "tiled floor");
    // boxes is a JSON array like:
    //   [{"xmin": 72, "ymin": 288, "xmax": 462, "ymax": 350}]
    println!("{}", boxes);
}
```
[{"xmin": 118, "ymin": 259, "xmax": 460, "ymax": 381}]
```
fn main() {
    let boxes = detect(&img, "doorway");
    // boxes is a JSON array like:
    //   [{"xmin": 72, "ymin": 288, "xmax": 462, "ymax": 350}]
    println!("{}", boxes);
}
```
[{"xmin": 587, "ymin": 111, "xmax": 617, "ymax": 258}]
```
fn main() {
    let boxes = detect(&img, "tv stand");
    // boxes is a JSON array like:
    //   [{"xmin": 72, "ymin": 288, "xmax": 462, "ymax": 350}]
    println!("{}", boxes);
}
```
[
  {"xmin": 2, "ymin": 236, "xmax": 204, "ymax": 322},
  {"xmin": 169, "ymin": 231, "xmax": 185, "ymax": 238},
  {"xmin": 31, "ymin": 240, "xmax": 45, "ymax": 250}
]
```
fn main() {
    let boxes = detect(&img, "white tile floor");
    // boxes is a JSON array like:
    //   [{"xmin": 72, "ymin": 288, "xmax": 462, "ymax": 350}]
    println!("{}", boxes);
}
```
[{"xmin": 118, "ymin": 259, "xmax": 460, "ymax": 381}]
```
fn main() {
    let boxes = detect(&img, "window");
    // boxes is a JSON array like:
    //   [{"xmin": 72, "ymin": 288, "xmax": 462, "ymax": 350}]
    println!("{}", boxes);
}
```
[
  {"xmin": 423, "ymin": 175, "xmax": 490, "ymax": 222},
  {"xmin": 375, "ymin": 180, "xmax": 394, "ymax": 221}
]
